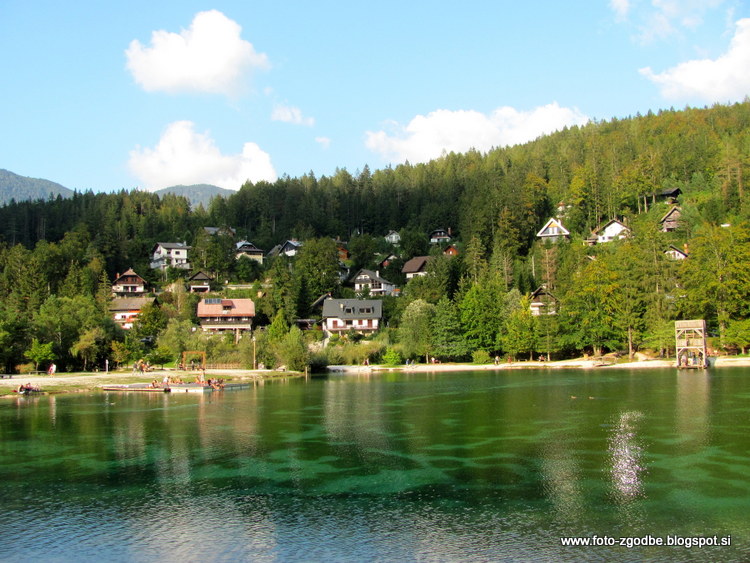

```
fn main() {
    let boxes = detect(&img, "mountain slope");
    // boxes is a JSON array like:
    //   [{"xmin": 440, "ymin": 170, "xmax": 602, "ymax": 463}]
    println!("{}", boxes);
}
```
[
  {"xmin": 154, "ymin": 184, "xmax": 235, "ymax": 208},
  {"xmin": 0, "ymin": 169, "xmax": 74, "ymax": 205}
]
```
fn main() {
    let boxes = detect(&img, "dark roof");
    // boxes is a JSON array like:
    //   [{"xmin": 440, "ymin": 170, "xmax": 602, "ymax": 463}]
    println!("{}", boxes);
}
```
[
  {"xmin": 355, "ymin": 269, "xmax": 394, "ymax": 285},
  {"xmin": 188, "ymin": 270, "xmax": 212, "ymax": 281},
  {"xmin": 321, "ymin": 298, "xmax": 382, "ymax": 320},
  {"xmin": 657, "ymin": 187, "xmax": 682, "ymax": 197},
  {"xmin": 109, "ymin": 297, "xmax": 156, "ymax": 312},
  {"xmin": 154, "ymin": 242, "xmax": 190, "ymax": 250},
  {"xmin": 402, "ymin": 256, "xmax": 431, "ymax": 274}
]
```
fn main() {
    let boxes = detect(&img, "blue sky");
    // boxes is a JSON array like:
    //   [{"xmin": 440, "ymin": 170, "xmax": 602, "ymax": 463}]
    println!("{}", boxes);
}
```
[{"xmin": 1, "ymin": 1, "xmax": 748, "ymax": 192}]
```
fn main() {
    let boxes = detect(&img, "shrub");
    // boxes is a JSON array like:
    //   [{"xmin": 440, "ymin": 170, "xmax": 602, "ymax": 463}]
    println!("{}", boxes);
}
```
[
  {"xmin": 383, "ymin": 348, "xmax": 402, "ymax": 366},
  {"xmin": 472, "ymin": 349, "xmax": 492, "ymax": 364}
]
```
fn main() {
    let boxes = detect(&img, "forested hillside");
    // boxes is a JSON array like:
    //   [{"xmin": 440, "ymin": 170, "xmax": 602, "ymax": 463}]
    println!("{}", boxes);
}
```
[
  {"xmin": 0, "ymin": 169, "xmax": 73, "ymax": 206},
  {"xmin": 0, "ymin": 102, "xmax": 749, "ymax": 372}
]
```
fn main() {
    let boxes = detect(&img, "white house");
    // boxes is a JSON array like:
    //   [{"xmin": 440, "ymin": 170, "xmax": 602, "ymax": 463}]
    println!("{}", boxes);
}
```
[
  {"xmin": 353, "ymin": 269, "xmax": 397, "ymax": 296},
  {"xmin": 593, "ymin": 219, "xmax": 630, "ymax": 244},
  {"xmin": 322, "ymin": 298, "xmax": 382, "ymax": 335},
  {"xmin": 385, "ymin": 230, "xmax": 401, "ymax": 245},
  {"xmin": 151, "ymin": 242, "xmax": 191, "ymax": 271}
]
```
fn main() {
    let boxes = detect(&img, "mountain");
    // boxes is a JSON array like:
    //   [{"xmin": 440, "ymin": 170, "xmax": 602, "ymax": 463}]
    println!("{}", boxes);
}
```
[
  {"xmin": 154, "ymin": 184, "xmax": 235, "ymax": 208},
  {"xmin": 0, "ymin": 169, "xmax": 74, "ymax": 205}
]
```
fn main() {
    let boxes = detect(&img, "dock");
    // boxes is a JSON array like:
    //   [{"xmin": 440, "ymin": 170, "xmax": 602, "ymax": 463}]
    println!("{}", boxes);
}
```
[{"xmin": 101, "ymin": 382, "xmax": 252, "ymax": 394}]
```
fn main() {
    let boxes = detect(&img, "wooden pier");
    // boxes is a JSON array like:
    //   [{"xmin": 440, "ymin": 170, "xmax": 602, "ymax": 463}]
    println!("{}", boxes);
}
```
[
  {"xmin": 675, "ymin": 320, "xmax": 708, "ymax": 368},
  {"xmin": 101, "ymin": 382, "xmax": 252, "ymax": 394}
]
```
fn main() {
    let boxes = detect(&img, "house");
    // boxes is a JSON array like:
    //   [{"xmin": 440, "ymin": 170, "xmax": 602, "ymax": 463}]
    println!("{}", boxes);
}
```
[
  {"xmin": 654, "ymin": 187, "xmax": 682, "ymax": 203},
  {"xmin": 267, "ymin": 239, "xmax": 302, "ymax": 258},
  {"xmin": 322, "ymin": 298, "xmax": 383, "ymax": 335},
  {"xmin": 378, "ymin": 254, "xmax": 398, "ymax": 269},
  {"xmin": 110, "ymin": 297, "xmax": 156, "ymax": 330},
  {"xmin": 203, "ymin": 226, "xmax": 236, "ymax": 237},
  {"xmin": 443, "ymin": 244, "xmax": 459, "ymax": 256},
  {"xmin": 402, "ymin": 256, "xmax": 431, "ymax": 279},
  {"xmin": 111, "ymin": 268, "xmax": 147, "ymax": 296},
  {"xmin": 536, "ymin": 218, "xmax": 570, "ymax": 242},
  {"xmin": 659, "ymin": 206, "xmax": 683, "ymax": 232},
  {"xmin": 353, "ymin": 269, "xmax": 397, "ymax": 296},
  {"xmin": 429, "ymin": 228, "xmax": 452, "ymax": 244},
  {"xmin": 592, "ymin": 219, "xmax": 630, "ymax": 244},
  {"xmin": 235, "ymin": 240, "xmax": 265, "ymax": 264},
  {"xmin": 187, "ymin": 270, "xmax": 212, "ymax": 292},
  {"xmin": 665, "ymin": 245, "xmax": 688, "ymax": 260},
  {"xmin": 529, "ymin": 286, "xmax": 558, "ymax": 316},
  {"xmin": 196, "ymin": 298, "xmax": 255, "ymax": 342},
  {"xmin": 337, "ymin": 244, "xmax": 350, "ymax": 262},
  {"xmin": 151, "ymin": 242, "xmax": 191, "ymax": 271},
  {"xmin": 385, "ymin": 230, "xmax": 401, "ymax": 245}
]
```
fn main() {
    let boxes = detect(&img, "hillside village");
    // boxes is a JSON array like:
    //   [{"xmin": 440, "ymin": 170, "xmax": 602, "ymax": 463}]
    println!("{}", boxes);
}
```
[{"xmin": 1, "ymin": 103, "xmax": 750, "ymax": 373}]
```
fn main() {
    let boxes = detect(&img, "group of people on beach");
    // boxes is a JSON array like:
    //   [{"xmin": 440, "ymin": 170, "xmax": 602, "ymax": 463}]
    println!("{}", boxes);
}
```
[
  {"xmin": 132, "ymin": 359, "xmax": 151, "ymax": 374},
  {"xmin": 16, "ymin": 382, "xmax": 41, "ymax": 394}
]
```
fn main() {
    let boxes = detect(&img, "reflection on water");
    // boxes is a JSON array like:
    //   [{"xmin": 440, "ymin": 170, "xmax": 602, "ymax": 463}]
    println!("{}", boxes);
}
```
[{"xmin": 1, "ymin": 369, "xmax": 750, "ymax": 562}]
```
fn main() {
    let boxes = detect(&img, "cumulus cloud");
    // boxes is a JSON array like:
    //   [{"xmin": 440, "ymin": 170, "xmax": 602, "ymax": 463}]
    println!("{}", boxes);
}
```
[
  {"xmin": 365, "ymin": 103, "xmax": 589, "ymax": 164},
  {"xmin": 315, "ymin": 137, "xmax": 331, "ymax": 149},
  {"xmin": 125, "ymin": 10, "xmax": 269, "ymax": 96},
  {"xmin": 640, "ymin": 18, "xmax": 750, "ymax": 101},
  {"xmin": 271, "ymin": 103, "xmax": 315, "ymax": 126},
  {"xmin": 129, "ymin": 121, "xmax": 277, "ymax": 190}
]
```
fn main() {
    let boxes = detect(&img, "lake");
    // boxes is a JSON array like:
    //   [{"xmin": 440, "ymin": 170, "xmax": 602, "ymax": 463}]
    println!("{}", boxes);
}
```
[{"xmin": 1, "ymin": 368, "xmax": 748, "ymax": 562}]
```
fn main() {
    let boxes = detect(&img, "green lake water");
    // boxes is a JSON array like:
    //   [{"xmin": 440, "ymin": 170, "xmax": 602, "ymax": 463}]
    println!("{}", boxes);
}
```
[{"xmin": 1, "ymin": 368, "xmax": 749, "ymax": 562}]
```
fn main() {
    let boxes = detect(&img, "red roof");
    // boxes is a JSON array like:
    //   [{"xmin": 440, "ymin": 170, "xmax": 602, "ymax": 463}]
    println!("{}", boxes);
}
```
[{"xmin": 197, "ymin": 298, "xmax": 255, "ymax": 318}]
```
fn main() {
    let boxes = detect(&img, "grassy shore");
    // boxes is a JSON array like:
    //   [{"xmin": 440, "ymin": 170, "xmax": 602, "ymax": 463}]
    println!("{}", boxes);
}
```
[{"xmin": 0, "ymin": 368, "xmax": 298, "ymax": 396}]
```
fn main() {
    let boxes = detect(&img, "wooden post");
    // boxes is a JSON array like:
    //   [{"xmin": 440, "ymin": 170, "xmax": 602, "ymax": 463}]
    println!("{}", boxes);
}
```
[{"xmin": 675, "ymin": 320, "xmax": 708, "ymax": 368}]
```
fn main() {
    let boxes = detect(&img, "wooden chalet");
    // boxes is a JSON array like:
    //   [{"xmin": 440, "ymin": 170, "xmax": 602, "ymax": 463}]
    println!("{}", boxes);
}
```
[
  {"xmin": 111, "ymin": 268, "xmax": 147, "ymax": 296},
  {"xmin": 187, "ymin": 270, "xmax": 212, "ymax": 292},
  {"xmin": 659, "ymin": 206, "xmax": 683, "ymax": 232},
  {"xmin": 529, "ymin": 285, "xmax": 558, "ymax": 316},
  {"xmin": 235, "ymin": 240, "xmax": 265, "ymax": 263},
  {"xmin": 443, "ymin": 244, "xmax": 459, "ymax": 256},
  {"xmin": 322, "ymin": 298, "xmax": 382, "ymax": 335},
  {"xmin": 196, "ymin": 298, "xmax": 255, "ymax": 342},
  {"xmin": 402, "ymin": 256, "xmax": 431, "ymax": 279},
  {"xmin": 267, "ymin": 239, "xmax": 302, "ymax": 258}
]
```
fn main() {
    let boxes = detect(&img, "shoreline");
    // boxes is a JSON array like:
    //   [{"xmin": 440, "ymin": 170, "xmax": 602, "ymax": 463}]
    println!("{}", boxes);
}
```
[{"xmin": 2, "ymin": 356, "xmax": 750, "ymax": 396}]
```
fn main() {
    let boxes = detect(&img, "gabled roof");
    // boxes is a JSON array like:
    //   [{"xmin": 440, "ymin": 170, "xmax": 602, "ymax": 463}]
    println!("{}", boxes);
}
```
[
  {"xmin": 188, "ymin": 270, "xmax": 212, "ymax": 282},
  {"xmin": 236, "ymin": 240, "xmax": 263, "ymax": 251},
  {"xmin": 109, "ymin": 297, "xmax": 156, "ymax": 312},
  {"xmin": 592, "ymin": 219, "xmax": 630, "ymax": 235},
  {"xmin": 113, "ymin": 268, "xmax": 145, "ymax": 283},
  {"xmin": 530, "ymin": 285, "xmax": 558, "ymax": 300},
  {"xmin": 321, "ymin": 298, "xmax": 382, "ymax": 320},
  {"xmin": 665, "ymin": 245, "xmax": 688, "ymax": 258},
  {"xmin": 197, "ymin": 298, "xmax": 255, "ymax": 317},
  {"xmin": 659, "ymin": 206, "xmax": 682, "ymax": 223},
  {"xmin": 536, "ymin": 218, "xmax": 570, "ymax": 238},
  {"xmin": 402, "ymin": 256, "xmax": 431, "ymax": 274},
  {"xmin": 153, "ymin": 241, "xmax": 190, "ymax": 250},
  {"xmin": 354, "ymin": 269, "xmax": 394, "ymax": 285}
]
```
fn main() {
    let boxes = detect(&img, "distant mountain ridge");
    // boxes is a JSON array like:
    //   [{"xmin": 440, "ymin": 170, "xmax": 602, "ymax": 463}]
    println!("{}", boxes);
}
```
[
  {"xmin": 154, "ymin": 184, "xmax": 235, "ymax": 208},
  {"xmin": 0, "ymin": 169, "xmax": 74, "ymax": 206}
]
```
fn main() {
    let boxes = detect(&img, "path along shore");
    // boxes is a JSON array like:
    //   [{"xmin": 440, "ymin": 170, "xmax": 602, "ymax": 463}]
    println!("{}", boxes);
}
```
[{"xmin": 2, "ymin": 357, "xmax": 750, "ymax": 396}]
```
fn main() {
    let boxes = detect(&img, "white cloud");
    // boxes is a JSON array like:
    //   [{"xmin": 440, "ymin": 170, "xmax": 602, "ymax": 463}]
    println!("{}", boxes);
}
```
[
  {"xmin": 640, "ymin": 18, "xmax": 750, "ymax": 101},
  {"xmin": 365, "ymin": 103, "xmax": 589, "ymax": 164},
  {"xmin": 611, "ymin": 0, "xmax": 631, "ymax": 21},
  {"xmin": 315, "ymin": 137, "xmax": 331, "ymax": 149},
  {"xmin": 271, "ymin": 104, "xmax": 315, "ymax": 126},
  {"xmin": 129, "ymin": 121, "xmax": 277, "ymax": 190},
  {"xmin": 125, "ymin": 10, "xmax": 269, "ymax": 96},
  {"xmin": 615, "ymin": 0, "xmax": 727, "ymax": 43}
]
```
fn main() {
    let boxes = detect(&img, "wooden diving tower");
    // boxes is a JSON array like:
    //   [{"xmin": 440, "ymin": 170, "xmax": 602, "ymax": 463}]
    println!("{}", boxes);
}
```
[{"xmin": 675, "ymin": 320, "xmax": 708, "ymax": 368}]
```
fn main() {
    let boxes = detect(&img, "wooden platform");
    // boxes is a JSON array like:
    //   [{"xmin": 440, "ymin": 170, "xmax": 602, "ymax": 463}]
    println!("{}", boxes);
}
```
[{"xmin": 101, "ymin": 382, "xmax": 251, "ymax": 394}]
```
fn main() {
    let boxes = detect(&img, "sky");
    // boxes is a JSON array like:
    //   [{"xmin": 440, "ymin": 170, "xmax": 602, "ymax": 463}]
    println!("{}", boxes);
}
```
[{"xmin": 1, "ymin": 0, "xmax": 749, "ymax": 192}]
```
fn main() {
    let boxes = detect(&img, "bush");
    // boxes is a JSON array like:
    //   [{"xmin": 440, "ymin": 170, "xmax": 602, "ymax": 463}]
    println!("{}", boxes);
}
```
[
  {"xmin": 383, "ymin": 348, "xmax": 402, "ymax": 366},
  {"xmin": 472, "ymin": 349, "xmax": 492, "ymax": 364}
]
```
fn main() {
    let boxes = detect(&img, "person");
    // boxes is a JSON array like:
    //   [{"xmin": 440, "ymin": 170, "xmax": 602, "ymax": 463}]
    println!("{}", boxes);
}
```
[{"xmin": 47, "ymin": 363, "xmax": 57, "ymax": 375}]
